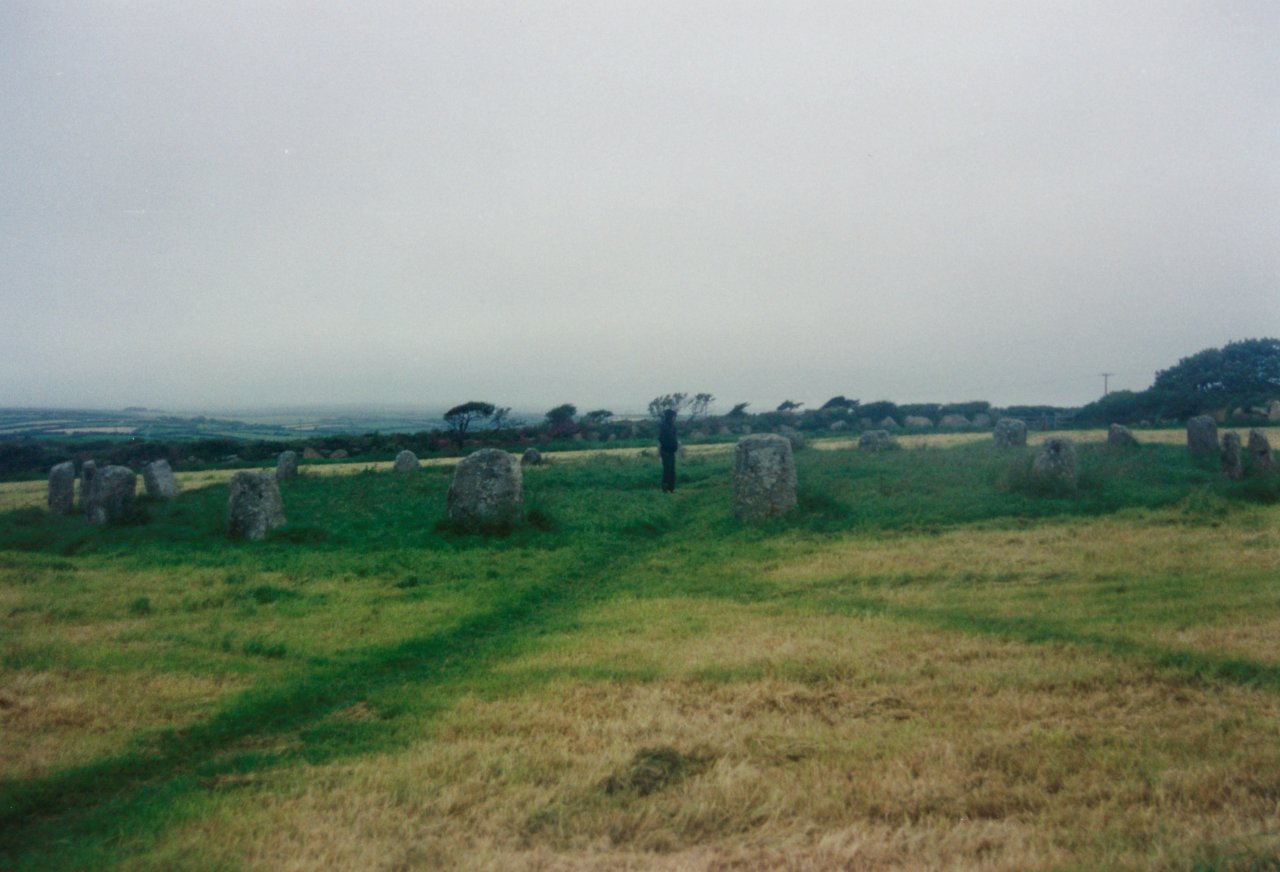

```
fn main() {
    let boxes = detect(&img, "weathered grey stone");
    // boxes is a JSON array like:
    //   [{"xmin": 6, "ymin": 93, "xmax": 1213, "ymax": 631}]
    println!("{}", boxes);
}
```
[
  {"xmin": 79, "ymin": 460, "xmax": 97, "ymax": 509},
  {"xmin": 276, "ymin": 450, "xmax": 299, "ymax": 480},
  {"xmin": 1269, "ymin": 400, "xmax": 1280, "ymax": 423},
  {"xmin": 448, "ymin": 449, "xmax": 523, "ymax": 525},
  {"xmin": 1107, "ymin": 424, "xmax": 1138, "ymax": 450},
  {"xmin": 521, "ymin": 448, "xmax": 542, "ymax": 466},
  {"xmin": 1247, "ymin": 428, "xmax": 1275, "ymax": 472},
  {"xmin": 1187, "ymin": 416, "xmax": 1218, "ymax": 458},
  {"xmin": 303, "ymin": 447, "xmax": 323, "ymax": 460},
  {"xmin": 904, "ymin": 415, "xmax": 933, "ymax": 428},
  {"xmin": 972, "ymin": 413, "xmax": 993, "ymax": 428},
  {"xmin": 858, "ymin": 430, "xmax": 898, "ymax": 452},
  {"xmin": 993, "ymin": 418, "xmax": 1027, "ymax": 448},
  {"xmin": 329, "ymin": 449, "xmax": 349, "ymax": 459},
  {"xmin": 1221, "ymin": 432, "xmax": 1243, "ymax": 480},
  {"xmin": 48, "ymin": 462, "xmax": 75, "ymax": 515},
  {"xmin": 84, "ymin": 465, "xmax": 137, "ymax": 525},
  {"xmin": 830, "ymin": 420, "xmax": 848, "ymax": 431},
  {"xmin": 732, "ymin": 435, "xmax": 797, "ymax": 523},
  {"xmin": 227, "ymin": 471, "xmax": 285, "ymax": 540},
  {"xmin": 878, "ymin": 417, "xmax": 900, "ymax": 430},
  {"xmin": 939, "ymin": 414, "xmax": 969, "ymax": 429},
  {"xmin": 1031, "ymin": 438, "xmax": 1078, "ymax": 491},
  {"xmin": 143, "ymin": 459, "xmax": 178, "ymax": 499},
  {"xmin": 393, "ymin": 450, "xmax": 419, "ymax": 473},
  {"xmin": 778, "ymin": 425, "xmax": 806, "ymax": 451}
]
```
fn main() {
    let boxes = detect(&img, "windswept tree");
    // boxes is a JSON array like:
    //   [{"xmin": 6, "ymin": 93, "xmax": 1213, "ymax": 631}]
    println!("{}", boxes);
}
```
[
  {"xmin": 820, "ymin": 395, "xmax": 859, "ymax": 411},
  {"xmin": 489, "ymin": 407, "xmax": 513, "ymax": 430},
  {"xmin": 581, "ymin": 409, "xmax": 614, "ymax": 426},
  {"xmin": 688, "ymin": 393, "xmax": 715, "ymax": 423},
  {"xmin": 1150, "ymin": 338, "xmax": 1280, "ymax": 416},
  {"xmin": 544, "ymin": 404, "xmax": 577, "ymax": 426},
  {"xmin": 727, "ymin": 402, "xmax": 751, "ymax": 417},
  {"xmin": 545, "ymin": 403, "xmax": 578, "ymax": 437},
  {"xmin": 443, "ymin": 401, "xmax": 495, "ymax": 443},
  {"xmin": 776, "ymin": 400, "xmax": 803, "ymax": 413},
  {"xmin": 648, "ymin": 393, "xmax": 690, "ymax": 420}
]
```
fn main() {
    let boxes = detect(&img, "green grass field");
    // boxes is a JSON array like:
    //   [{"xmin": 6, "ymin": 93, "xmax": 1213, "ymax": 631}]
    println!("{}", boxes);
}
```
[{"xmin": 2, "ymin": 436, "xmax": 1278, "ymax": 870}]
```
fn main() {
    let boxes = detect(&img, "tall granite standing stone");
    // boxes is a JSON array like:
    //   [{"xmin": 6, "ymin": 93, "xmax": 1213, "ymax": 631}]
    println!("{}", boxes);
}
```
[
  {"xmin": 1247, "ymin": 428, "xmax": 1275, "ymax": 472},
  {"xmin": 143, "ymin": 459, "xmax": 178, "ymax": 499},
  {"xmin": 48, "ymin": 462, "xmax": 75, "ymax": 515},
  {"xmin": 276, "ymin": 450, "xmax": 299, "ymax": 480},
  {"xmin": 1031, "ymin": 438, "xmax": 1078, "ymax": 491},
  {"xmin": 993, "ymin": 418, "xmax": 1027, "ymax": 448},
  {"xmin": 732, "ymin": 434, "xmax": 797, "ymax": 523},
  {"xmin": 1221, "ymin": 432, "xmax": 1243, "ymax": 480},
  {"xmin": 79, "ymin": 460, "xmax": 97, "ymax": 510},
  {"xmin": 447, "ymin": 449, "xmax": 523, "ymax": 525},
  {"xmin": 393, "ymin": 450, "xmax": 419, "ymax": 473},
  {"xmin": 227, "ymin": 472, "xmax": 285, "ymax": 540},
  {"xmin": 1186, "ymin": 415, "xmax": 1218, "ymax": 458},
  {"xmin": 1107, "ymin": 424, "xmax": 1138, "ymax": 449},
  {"xmin": 84, "ymin": 465, "xmax": 137, "ymax": 525},
  {"xmin": 858, "ymin": 430, "xmax": 898, "ymax": 452}
]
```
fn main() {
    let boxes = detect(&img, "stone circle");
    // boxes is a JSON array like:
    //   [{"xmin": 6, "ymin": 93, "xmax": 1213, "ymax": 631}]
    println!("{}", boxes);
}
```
[
  {"xmin": 48, "ymin": 462, "xmax": 75, "ymax": 515},
  {"xmin": 143, "ymin": 459, "xmax": 178, "ymax": 499},
  {"xmin": 447, "ymin": 449, "xmax": 523, "ymax": 525},
  {"xmin": 276, "ymin": 450, "xmax": 299, "ymax": 480},
  {"xmin": 227, "ymin": 471, "xmax": 286, "ymax": 540},
  {"xmin": 1221, "ymin": 432, "xmax": 1243, "ymax": 480},
  {"xmin": 1107, "ymin": 424, "xmax": 1138, "ymax": 449},
  {"xmin": 1186, "ymin": 415, "xmax": 1218, "ymax": 458},
  {"xmin": 84, "ymin": 465, "xmax": 137, "ymax": 525},
  {"xmin": 732, "ymin": 434, "xmax": 797, "ymax": 523},
  {"xmin": 1030, "ymin": 438, "xmax": 1078, "ymax": 491},
  {"xmin": 1247, "ymin": 428, "xmax": 1275, "ymax": 472},
  {"xmin": 993, "ymin": 418, "xmax": 1027, "ymax": 448},
  {"xmin": 858, "ymin": 430, "xmax": 898, "ymax": 452}
]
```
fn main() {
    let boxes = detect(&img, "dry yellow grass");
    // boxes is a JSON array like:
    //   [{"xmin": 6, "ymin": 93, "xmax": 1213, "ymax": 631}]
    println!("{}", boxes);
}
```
[{"xmin": 183, "ymin": 599, "xmax": 1280, "ymax": 870}]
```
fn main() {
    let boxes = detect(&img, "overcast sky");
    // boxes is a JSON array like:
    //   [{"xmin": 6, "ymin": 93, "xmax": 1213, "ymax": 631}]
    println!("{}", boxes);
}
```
[{"xmin": 2, "ymin": 1, "xmax": 1277, "ymax": 415}]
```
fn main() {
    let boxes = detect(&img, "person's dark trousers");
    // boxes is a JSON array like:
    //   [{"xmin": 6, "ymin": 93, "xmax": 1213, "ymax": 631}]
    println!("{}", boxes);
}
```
[{"xmin": 660, "ymin": 449, "xmax": 676, "ymax": 492}]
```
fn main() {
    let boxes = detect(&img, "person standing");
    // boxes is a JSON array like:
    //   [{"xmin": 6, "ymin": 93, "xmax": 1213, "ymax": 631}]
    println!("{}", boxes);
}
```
[{"xmin": 658, "ymin": 408, "xmax": 678, "ymax": 493}]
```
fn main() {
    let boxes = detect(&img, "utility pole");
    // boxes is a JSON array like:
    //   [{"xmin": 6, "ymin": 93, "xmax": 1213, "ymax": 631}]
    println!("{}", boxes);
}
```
[{"xmin": 1099, "ymin": 372, "xmax": 1115, "ymax": 396}]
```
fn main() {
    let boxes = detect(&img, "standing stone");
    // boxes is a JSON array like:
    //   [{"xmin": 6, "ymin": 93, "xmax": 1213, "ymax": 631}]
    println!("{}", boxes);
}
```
[
  {"xmin": 393, "ymin": 449, "xmax": 419, "ymax": 473},
  {"xmin": 276, "ymin": 450, "xmax": 299, "ymax": 480},
  {"xmin": 303, "ymin": 447, "xmax": 323, "ymax": 460},
  {"xmin": 47, "ymin": 462, "xmax": 75, "ymax": 515},
  {"xmin": 732, "ymin": 435, "xmax": 797, "ymax": 523},
  {"xmin": 143, "ymin": 459, "xmax": 178, "ymax": 499},
  {"xmin": 84, "ymin": 465, "xmax": 137, "ymax": 525},
  {"xmin": 227, "ymin": 471, "xmax": 286, "ymax": 540},
  {"xmin": 1030, "ymin": 438, "xmax": 1078, "ymax": 491},
  {"xmin": 521, "ymin": 448, "xmax": 542, "ymax": 466},
  {"xmin": 972, "ymin": 413, "xmax": 993, "ymax": 428},
  {"xmin": 1107, "ymin": 424, "xmax": 1138, "ymax": 449},
  {"xmin": 904, "ymin": 415, "xmax": 933, "ymax": 428},
  {"xmin": 1221, "ymin": 432, "xmax": 1243, "ymax": 480},
  {"xmin": 447, "ymin": 449, "xmax": 523, "ymax": 525},
  {"xmin": 993, "ymin": 418, "xmax": 1027, "ymax": 448},
  {"xmin": 878, "ymin": 417, "xmax": 900, "ymax": 430},
  {"xmin": 1186, "ymin": 415, "xmax": 1219, "ymax": 458},
  {"xmin": 939, "ymin": 414, "xmax": 970, "ymax": 429},
  {"xmin": 858, "ymin": 430, "xmax": 898, "ymax": 452},
  {"xmin": 79, "ymin": 460, "xmax": 98, "ymax": 510},
  {"xmin": 1247, "ymin": 428, "xmax": 1275, "ymax": 472},
  {"xmin": 778, "ymin": 425, "xmax": 806, "ymax": 451}
]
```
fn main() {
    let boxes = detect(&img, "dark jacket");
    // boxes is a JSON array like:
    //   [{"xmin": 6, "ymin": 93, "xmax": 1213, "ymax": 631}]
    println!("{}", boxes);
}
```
[{"xmin": 658, "ymin": 416, "xmax": 679, "ymax": 453}]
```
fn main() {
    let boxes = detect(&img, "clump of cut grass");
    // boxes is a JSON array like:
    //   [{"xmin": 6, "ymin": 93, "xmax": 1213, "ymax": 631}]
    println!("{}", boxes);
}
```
[{"xmin": 602, "ymin": 745, "xmax": 715, "ymax": 797}]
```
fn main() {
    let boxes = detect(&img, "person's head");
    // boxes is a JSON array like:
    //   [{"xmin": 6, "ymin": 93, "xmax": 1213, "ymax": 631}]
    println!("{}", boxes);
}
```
[{"xmin": 663, "ymin": 409, "xmax": 676, "ymax": 423}]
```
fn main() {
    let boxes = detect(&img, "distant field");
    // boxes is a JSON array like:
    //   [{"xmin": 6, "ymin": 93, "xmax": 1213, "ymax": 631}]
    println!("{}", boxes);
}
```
[{"xmin": 2, "ymin": 435, "xmax": 1278, "ymax": 870}]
